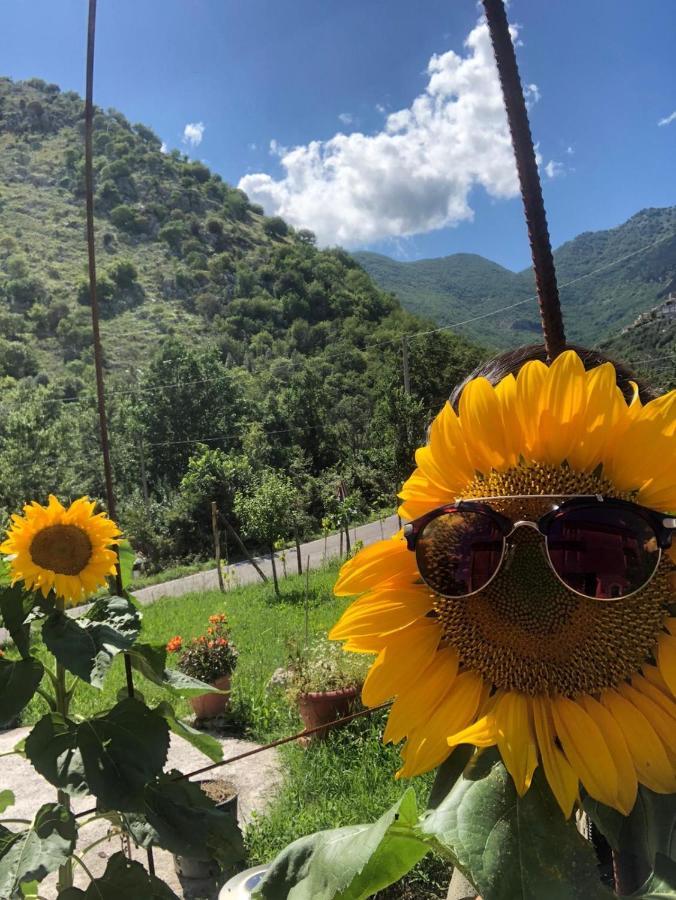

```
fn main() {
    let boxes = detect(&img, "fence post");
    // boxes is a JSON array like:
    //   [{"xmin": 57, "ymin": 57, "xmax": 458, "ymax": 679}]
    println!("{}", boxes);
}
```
[{"xmin": 211, "ymin": 501, "xmax": 225, "ymax": 593}]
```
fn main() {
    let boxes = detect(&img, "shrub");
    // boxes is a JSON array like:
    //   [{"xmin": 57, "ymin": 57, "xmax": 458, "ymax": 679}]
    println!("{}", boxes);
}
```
[
  {"xmin": 285, "ymin": 636, "xmax": 371, "ymax": 701},
  {"xmin": 263, "ymin": 216, "xmax": 289, "ymax": 238},
  {"xmin": 170, "ymin": 615, "xmax": 238, "ymax": 682}
]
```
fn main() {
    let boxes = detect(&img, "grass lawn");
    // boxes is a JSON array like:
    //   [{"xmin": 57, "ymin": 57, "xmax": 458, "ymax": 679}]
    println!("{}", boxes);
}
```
[{"xmin": 16, "ymin": 563, "xmax": 449, "ymax": 898}]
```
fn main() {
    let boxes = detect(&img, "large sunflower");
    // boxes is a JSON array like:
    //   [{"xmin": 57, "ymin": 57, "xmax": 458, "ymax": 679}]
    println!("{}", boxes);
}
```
[
  {"xmin": 330, "ymin": 351, "xmax": 676, "ymax": 817},
  {"xmin": 1, "ymin": 495, "xmax": 120, "ymax": 607}
]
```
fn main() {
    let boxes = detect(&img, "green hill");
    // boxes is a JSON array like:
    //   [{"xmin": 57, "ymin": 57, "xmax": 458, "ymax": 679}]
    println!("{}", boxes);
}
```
[
  {"xmin": 0, "ymin": 76, "xmax": 485, "ymax": 563},
  {"xmin": 600, "ymin": 295, "xmax": 676, "ymax": 392},
  {"xmin": 354, "ymin": 206, "xmax": 676, "ymax": 349}
]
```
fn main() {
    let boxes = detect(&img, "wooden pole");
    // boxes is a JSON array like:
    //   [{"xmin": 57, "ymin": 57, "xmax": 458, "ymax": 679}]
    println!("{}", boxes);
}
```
[
  {"xmin": 294, "ymin": 526, "xmax": 303, "ymax": 575},
  {"xmin": 211, "ymin": 501, "xmax": 225, "ymax": 593},
  {"xmin": 402, "ymin": 336, "xmax": 411, "ymax": 394},
  {"xmin": 269, "ymin": 544, "xmax": 280, "ymax": 597},
  {"xmin": 138, "ymin": 433, "xmax": 149, "ymax": 512},
  {"xmin": 482, "ymin": 0, "xmax": 566, "ymax": 362},
  {"xmin": 304, "ymin": 557, "xmax": 310, "ymax": 647},
  {"xmin": 222, "ymin": 518, "xmax": 268, "ymax": 583}
]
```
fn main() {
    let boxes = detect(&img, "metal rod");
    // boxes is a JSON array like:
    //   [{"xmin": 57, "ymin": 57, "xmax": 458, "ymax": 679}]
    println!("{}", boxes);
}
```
[
  {"xmin": 482, "ymin": 0, "xmax": 566, "ymax": 361},
  {"xmin": 84, "ymin": 0, "xmax": 133, "ymax": 703}
]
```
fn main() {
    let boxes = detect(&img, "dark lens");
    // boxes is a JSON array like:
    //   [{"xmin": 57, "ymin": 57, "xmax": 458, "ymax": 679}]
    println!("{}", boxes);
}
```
[
  {"xmin": 416, "ymin": 510, "xmax": 504, "ymax": 597},
  {"xmin": 544, "ymin": 505, "xmax": 660, "ymax": 599}
]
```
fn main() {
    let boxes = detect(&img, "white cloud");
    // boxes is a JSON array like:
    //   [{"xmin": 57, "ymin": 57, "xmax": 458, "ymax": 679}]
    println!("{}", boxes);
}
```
[
  {"xmin": 248, "ymin": 142, "xmax": 258, "ymax": 151},
  {"xmin": 565, "ymin": 145, "xmax": 574, "ymax": 155},
  {"xmin": 182, "ymin": 121, "xmax": 205, "ymax": 147},
  {"xmin": 544, "ymin": 159, "xmax": 564, "ymax": 179},
  {"xmin": 658, "ymin": 111, "xmax": 676, "ymax": 127},
  {"xmin": 375, "ymin": 103, "xmax": 387, "ymax": 114},
  {"xmin": 524, "ymin": 83, "xmax": 540, "ymax": 107},
  {"xmin": 338, "ymin": 112, "xmax": 354, "ymax": 125},
  {"xmin": 239, "ymin": 19, "xmax": 529, "ymax": 247},
  {"xmin": 269, "ymin": 138, "xmax": 287, "ymax": 157},
  {"xmin": 160, "ymin": 141, "xmax": 168, "ymax": 154}
]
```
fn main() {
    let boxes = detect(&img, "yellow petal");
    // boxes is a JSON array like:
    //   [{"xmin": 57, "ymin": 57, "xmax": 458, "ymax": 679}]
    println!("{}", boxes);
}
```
[
  {"xmin": 532, "ymin": 697, "xmax": 578, "ymax": 818},
  {"xmin": 567, "ymin": 364, "xmax": 626, "ymax": 472},
  {"xmin": 538, "ymin": 350, "xmax": 587, "ymax": 466},
  {"xmin": 361, "ymin": 619, "xmax": 441, "ymax": 706},
  {"xmin": 334, "ymin": 533, "xmax": 415, "ymax": 596},
  {"xmin": 579, "ymin": 694, "xmax": 637, "ymax": 816},
  {"xmin": 329, "ymin": 588, "xmax": 434, "ymax": 640},
  {"xmin": 459, "ymin": 377, "xmax": 511, "ymax": 473},
  {"xmin": 551, "ymin": 695, "xmax": 618, "ymax": 808},
  {"xmin": 397, "ymin": 671, "xmax": 484, "ymax": 777},
  {"xmin": 632, "ymin": 672, "xmax": 676, "ymax": 718},
  {"xmin": 601, "ymin": 690, "xmax": 676, "ymax": 794},
  {"xmin": 384, "ymin": 647, "xmax": 459, "ymax": 744},
  {"xmin": 657, "ymin": 633, "xmax": 676, "ymax": 697},
  {"xmin": 618, "ymin": 682, "xmax": 676, "ymax": 769},
  {"xmin": 515, "ymin": 359, "xmax": 548, "ymax": 456},
  {"xmin": 494, "ymin": 692, "xmax": 538, "ymax": 796},
  {"xmin": 446, "ymin": 712, "xmax": 498, "ymax": 748}
]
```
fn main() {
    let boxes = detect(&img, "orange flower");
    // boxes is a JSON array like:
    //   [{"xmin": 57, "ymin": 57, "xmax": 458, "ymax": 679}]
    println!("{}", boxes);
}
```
[{"xmin": 166, "ymin": 636, "xmax": 183, "ymax": 654}]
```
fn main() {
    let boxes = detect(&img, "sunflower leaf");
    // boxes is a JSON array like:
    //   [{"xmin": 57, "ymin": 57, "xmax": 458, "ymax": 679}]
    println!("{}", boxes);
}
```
[
  {"xmin": 57, "ymin": 851, "xmax": 179, "ymax": 899},
  {"xmin": 140, "ymin": 771, "xmax": 245, "ymax": 864},
  {"xmin": 41, "ymin": 596, "xmax": 140, "ymax": 688},
  {"xmin": 0, "ymin": 584, "xmax": 37, "ymax": 659},
  {"xmin": 419, "ymin": 748, "xmax": 614, "ymax": 900},
  {"xmin": 0, "ymin": 802, "xmax": 76, "ymax": 899},
  {"xmin": 255, "ymin": 788, "xmax": 429, "ymax": 900},
  {"xmin": 584, "ymin": 787, "xmax": 676, "ymax": 871},
  {"xmin": 153, "ymin": 701, "xmax": 223, "ymax": 763},
  {"xmin": 631, "ymin": 853, "xmax": 676, "ymax": 898},
  {"xmin": 128, "ymin": 642, "xmax": 224, "ymax": 697},
  {"xmin": 0, "ymin": 791, "xmax": 15, "ymax": 814},
  {"xmin": 0, "ymin": 657, "xmax": 44, "ymax": 724},
  {"xmin": 24, "ymin": 713, "xmax": 89, "ymax": 798}
]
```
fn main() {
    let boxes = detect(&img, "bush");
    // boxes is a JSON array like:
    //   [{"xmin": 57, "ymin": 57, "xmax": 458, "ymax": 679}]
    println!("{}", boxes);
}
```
[
  {"xmin": 263, "ymin": 216, "xmax": 289, "ymax": 238},
  {"xmin": 108, "ymin": 258, "xmax": 138, "ymax": 288},
  {"xmin": 110, "ymin": 204, "xmax": 148, "ymax": 234},
  {"xmin": 0, "ymin": 338, "xmax": 38, "ymax": 378}
]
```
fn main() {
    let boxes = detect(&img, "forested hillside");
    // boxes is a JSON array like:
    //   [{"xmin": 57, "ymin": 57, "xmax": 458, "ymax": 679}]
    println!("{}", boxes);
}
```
[
  {"xmin": 354, "ymin": 206, "xmax": 676, "ymax": 351},
  {"xmin": 0, "ymin": 77, "xmax": 484, "ymax": 565}
]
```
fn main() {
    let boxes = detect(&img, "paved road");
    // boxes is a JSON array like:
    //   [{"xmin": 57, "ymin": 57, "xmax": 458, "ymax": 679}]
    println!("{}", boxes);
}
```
[{"xmin": 134, "ymin": 514, "xmax": 399, "ymax": 604}]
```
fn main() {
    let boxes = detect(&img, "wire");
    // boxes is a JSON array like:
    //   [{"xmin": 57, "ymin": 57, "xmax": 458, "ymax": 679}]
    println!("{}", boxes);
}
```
[{"xmin": 145, "ymin": 420, "xmax": 327, "ymax": 448}]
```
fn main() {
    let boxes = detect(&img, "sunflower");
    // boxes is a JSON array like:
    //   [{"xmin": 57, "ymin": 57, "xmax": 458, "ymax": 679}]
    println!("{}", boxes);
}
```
[
  {"xmin": 330, "ymin": 350, "xmax": 676, "ymax": 817},
  {"xmin": 1, "ymin": 494, "xmax": 120, "ymax": 607}
]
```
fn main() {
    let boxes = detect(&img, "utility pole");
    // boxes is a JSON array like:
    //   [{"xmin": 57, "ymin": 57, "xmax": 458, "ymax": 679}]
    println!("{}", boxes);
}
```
[
  {"xmin": 137, "ymin": 433, "xmax": 149, "ymax": 512},
  {"xmin": 401, "ymin": 336, "xmax": 411, "ymax": 395},
  {"xmin": 211, "ymin": 501, "xmax": 225, "ymax": 593}
]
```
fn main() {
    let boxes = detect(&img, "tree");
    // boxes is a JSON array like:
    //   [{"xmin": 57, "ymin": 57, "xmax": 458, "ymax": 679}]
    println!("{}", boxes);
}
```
[{"xmin": 234, "ymin": 471, "xmax": 297, "ymax": 597}]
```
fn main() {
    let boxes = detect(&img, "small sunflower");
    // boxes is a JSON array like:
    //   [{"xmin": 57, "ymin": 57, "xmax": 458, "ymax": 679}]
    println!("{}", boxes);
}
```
[
  {"xmin": 1, "ymin": 494, "xmax": 120, "ymax": 607},
  {"xmin": 330, "ymin": 351, "xmax": 676, "ymax": 817}
]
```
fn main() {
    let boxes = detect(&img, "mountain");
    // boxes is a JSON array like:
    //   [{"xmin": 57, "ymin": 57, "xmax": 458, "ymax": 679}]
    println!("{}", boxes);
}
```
[
  {"xmin": 600, "ymin": 294, "xmax": 676, "ymax": 392},
  {"xmin": 0, "ymin": 77, "xmax": 485, "ymax": 561},
  {"xmin": 353, "ymin": 206, "xmax": 676, "ymax": 350}
]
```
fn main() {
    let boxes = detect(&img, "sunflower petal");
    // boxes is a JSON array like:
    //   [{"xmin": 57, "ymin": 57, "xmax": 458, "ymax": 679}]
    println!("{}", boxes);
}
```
[
  {"xmin": 494, "ymin": 692, "xmax": 538, "ymax": 796},
  {"xmin": 333, "ymin": 533, "xmax": 415, "ymax": 596},
  {"xmin": 329, "ymin": 588, "xmax": 434, "ymax": 640},
  {"xmin": 656, "ymin": 633, "xmax": 676, "ymax": 698},
  {"xmin": 551, "ymin": 695, "xmax": 618, "ymax": 808},
  {"xmin": 361, "ymin": 620, "xmax": 441, "ymax": 707},
  {"xmin": 601, "ymin": 690, "xmax": 676, "ymax": 794},
  {"xmin": 532, "ymin": 697, "xmax": 578, "ymax": 818},
  {"xmin": 579, "ymin": 694, "xmax": 637, "ymax": 815},
  {"xmin": 384, "ymin": 647, "xmax": 459, "ymax": 744}
]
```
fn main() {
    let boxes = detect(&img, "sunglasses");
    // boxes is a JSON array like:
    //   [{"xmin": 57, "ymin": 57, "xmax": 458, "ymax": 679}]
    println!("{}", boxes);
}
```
[{"xmin": 404, "ymin": 496, "xmax": 675, "ymax": 601}]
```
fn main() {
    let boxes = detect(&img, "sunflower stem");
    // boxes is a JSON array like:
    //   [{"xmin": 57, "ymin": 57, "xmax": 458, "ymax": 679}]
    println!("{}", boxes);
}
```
[{"xmin": 53, "ymin": 596, "xmax": 74, "ymax": 893}]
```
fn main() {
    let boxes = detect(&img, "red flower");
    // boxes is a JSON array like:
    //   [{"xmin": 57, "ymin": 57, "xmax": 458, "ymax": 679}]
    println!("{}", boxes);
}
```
[{"xmin": 166, "ymin": 636, "xmax": 183, "ymax": 653}]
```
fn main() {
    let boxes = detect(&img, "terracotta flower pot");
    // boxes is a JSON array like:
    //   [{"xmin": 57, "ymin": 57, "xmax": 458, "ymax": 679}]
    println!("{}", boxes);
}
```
[
  {"xmin": 297, "ymin": 684, "xmax": 361, "ymax": 741},
  {"xmin": 190, "ymin": 673, "xmax": 232, "ymax": 719}
]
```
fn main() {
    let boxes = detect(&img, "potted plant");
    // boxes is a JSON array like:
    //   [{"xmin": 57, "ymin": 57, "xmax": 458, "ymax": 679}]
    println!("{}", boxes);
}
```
[
  {"xmin": 167, "ymin": 614, "xmax": 238, "ymax": 718},
  {"xmin": 286, "ymin": 636, "xmax": 370, "ymax": 739}
]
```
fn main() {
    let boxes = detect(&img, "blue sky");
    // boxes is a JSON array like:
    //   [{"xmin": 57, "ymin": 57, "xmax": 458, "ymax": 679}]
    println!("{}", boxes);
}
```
[{"xmin": 1, "ymin": 0, "xmax": 674, "ymax": 269}]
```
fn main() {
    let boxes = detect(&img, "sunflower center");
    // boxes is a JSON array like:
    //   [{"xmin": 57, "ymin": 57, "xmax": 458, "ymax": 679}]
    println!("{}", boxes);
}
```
[
  {"xmin": 431, "ymin": 464, "xmax": 671, "ymax": 696},
  {"xmin": 30, "ymin": 525, "xmax": 92, "ymax": 576}
]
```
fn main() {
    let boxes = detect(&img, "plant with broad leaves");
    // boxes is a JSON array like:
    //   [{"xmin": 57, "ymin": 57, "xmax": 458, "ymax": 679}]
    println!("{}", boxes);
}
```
[{"xmin": 0, "ymin": 495, "xmax": 245, "ymax": 897}]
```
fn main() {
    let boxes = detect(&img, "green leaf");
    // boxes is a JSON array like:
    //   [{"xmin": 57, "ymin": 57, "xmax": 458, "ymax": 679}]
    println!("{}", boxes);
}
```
[
  {"xmin": 0, "ymin": 802, "xmax": 76, "ymax": 898},
  {"xmin": 77, "ymin": 698, "xmax": 170, "ymax": 811},
  {"xmin": 0, "ymin": 792, "xmax": 15, "ymax": 814},
  {"xmin": 427, "ymin": 745, "xmax": 474, "ymax": 810},
  {"xmin": 632, "ymin": 854, "xmax": 676, "ymax": 898},
  {"xmin": 419, "ymin": 749, "xmax": 613, "ymax": 900},
  {"xmin": 24, "ymin": 713, "xmax": 89, "ymax": 799},
  {"xmin": 58, "ymin": 851, "xmax": 179, "ymax": 899},
  {"xmin": 255, "ymin": 788, "xmax": 428, "ymax": 900},
  {"xmin": 41, "ymin": 596, "xmax": 140, "ymax": 688},
  {"xmin": 585, "ymin": 787, "xmax": 676, "ymax": 869},
  {"xmin": 0, "ymin": 584, "xmax": 37, "ymax": 659},
  {"xmin": 153, "ymin": 700, "xmax": 223, "ymax": 763},
  {"xmin": 118, "ymin": 540, "xmax": 135, "ymax": 590},
  {"xmin": 129, "ymin": 642, "xmax": 223, "ymax": 698},
  {"xmin": 141, "ymin": 771, "xmax": 245, "ymax": 864},
  {"xmin": 0, "ymin": 657, "xmax": 44, "ymax": 723}
]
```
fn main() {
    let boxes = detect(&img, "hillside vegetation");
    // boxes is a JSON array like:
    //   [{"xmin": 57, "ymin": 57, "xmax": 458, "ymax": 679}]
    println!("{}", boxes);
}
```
[
  {"xmin": 354, "ymin": 206, "xmax": 676, "ymax": 354},
  {"xmin": 0, "ymin": 77, "xmax": 484, "ymax": 565}
]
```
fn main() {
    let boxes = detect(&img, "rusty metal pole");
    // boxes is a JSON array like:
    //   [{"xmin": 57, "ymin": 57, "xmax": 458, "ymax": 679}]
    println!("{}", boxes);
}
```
[{"xmin": 482, "ymin": 0, "xmax": 566, "ymax": 361}]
